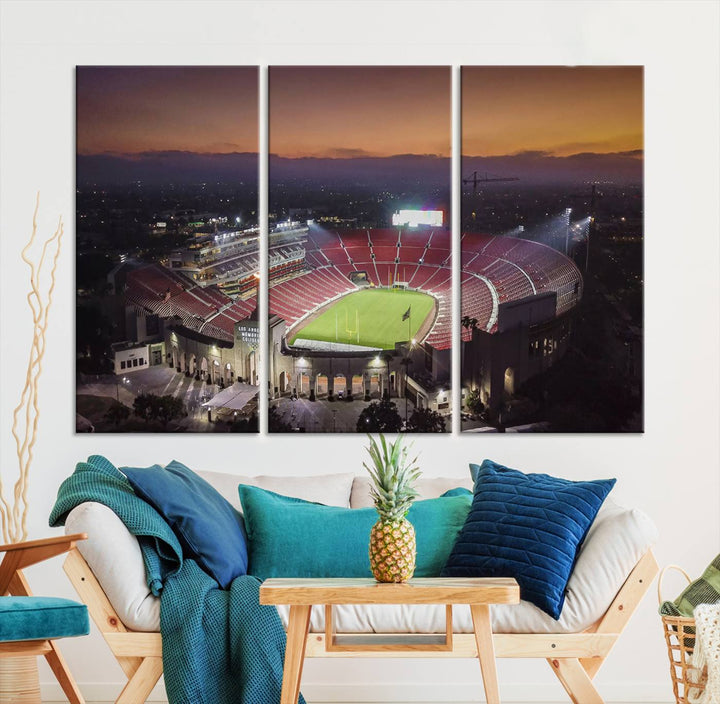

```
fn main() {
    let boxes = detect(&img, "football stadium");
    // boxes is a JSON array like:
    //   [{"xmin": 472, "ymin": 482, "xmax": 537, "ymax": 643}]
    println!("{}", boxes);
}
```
[
  {"xmin": 111, "ymin": 211, "xmax": 583, "ymax": 430},
  {"xmin": 268, "ymin": 212, "xmax": 584, "ymax": 422}
]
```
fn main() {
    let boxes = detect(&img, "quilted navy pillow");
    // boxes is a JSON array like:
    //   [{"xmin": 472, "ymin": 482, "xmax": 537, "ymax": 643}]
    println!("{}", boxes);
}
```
[{"xmin": 441, "ymin": 459, "xmax": 615, "ymax": 619}]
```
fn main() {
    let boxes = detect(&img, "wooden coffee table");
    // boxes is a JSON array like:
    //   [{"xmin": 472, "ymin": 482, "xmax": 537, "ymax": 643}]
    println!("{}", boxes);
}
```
[{"xmin": 260, "ymin": 577, "xmax": 520, "ymax": 704}]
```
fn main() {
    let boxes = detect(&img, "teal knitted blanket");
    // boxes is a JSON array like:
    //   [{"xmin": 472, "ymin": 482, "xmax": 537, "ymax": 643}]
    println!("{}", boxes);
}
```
[{"xmin": 49, "ymin": 455, "xmax": 305, "ymax": 704}]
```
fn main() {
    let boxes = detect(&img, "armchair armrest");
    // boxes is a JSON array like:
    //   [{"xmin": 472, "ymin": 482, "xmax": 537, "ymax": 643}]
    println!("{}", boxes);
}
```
[{"xmin": 1, "ymin": 533, "xmax": 87, "ymax": 594}]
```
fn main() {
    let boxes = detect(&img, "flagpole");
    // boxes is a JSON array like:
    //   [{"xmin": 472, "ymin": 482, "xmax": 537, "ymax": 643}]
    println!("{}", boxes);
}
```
[{"xmin": 406, "ymin": 307, "xmax": 411, "ymax": 424}]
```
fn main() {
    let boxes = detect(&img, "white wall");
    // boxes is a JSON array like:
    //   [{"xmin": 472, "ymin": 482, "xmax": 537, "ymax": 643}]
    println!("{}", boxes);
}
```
[{"xmin": 1, "ymin": 2, "xmax": 718, "ymax": 702}]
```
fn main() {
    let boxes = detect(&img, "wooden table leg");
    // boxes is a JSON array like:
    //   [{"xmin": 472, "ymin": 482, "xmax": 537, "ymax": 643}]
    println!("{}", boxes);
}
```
[
  {"xmin": 470, "ymin": 604, "xmax": 501, "ymax": 704},
  {"xmin": 281, "ymin": 604, "xmax": 312, "ymax": 704}
]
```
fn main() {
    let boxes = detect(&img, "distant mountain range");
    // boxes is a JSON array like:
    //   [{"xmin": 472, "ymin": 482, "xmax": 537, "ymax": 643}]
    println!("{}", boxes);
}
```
[
  {"xmin": 77, "ymin": 149, "xmax": 642, "ymax": 187},
  {"xmin": 462, "ymin": 150, "xmax": 643, "ymax": 185},
  {"xmin": 77, "ymin": 151, "xmax": 259, "ymax": 187}
]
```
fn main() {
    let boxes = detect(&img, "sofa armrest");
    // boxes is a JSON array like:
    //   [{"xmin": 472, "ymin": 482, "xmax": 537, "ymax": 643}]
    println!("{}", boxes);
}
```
[{"xmin": 65, "ymin": 502, "xmax": 160, "ymax": 632}]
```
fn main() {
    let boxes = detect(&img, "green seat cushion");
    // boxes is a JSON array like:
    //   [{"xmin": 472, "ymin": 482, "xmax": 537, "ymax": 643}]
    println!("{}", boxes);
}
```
[
  {"xmin": 238, "ymin": 485, "xmax": 472, "ymax": 580},
  {"xmin": 0, "ymin": 597, "xmax": 90, "ymax": 643}
]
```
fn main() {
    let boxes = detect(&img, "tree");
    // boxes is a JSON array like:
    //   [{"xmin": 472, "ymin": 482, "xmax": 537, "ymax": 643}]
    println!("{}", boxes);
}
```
[
  {"xmin": 155, "ymin": 395, "xmax": 187, "ymax": 427},
  {"xmin": 104, "ymin": 400, "xmax": 130, "ymax": 426},
  {"xmin": 133, "ymin": 394, "xmax": 154, "ymax": 422},
  {"xmin": 465, "ymin": 387, "xmax": 485, "ymax": 415},
  {"xmin": 461, "ymin": 315, "xmax": 479, "ymax": 331},
  {"xmin": 133, "ymin": 393, "xmax": 186, "ymax": 427},
  {"xmin": 356, "ymin": 399, "xmax": 402, "ymax": 433},
  {"xmin": 405, "ymin": 407, "xmax": 446, "ymax": 433}
]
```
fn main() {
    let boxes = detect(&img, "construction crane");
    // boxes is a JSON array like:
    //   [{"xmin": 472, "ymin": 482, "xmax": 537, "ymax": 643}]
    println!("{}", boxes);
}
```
[{"xmin": 462, "ymin": 171, "xmax": 519, "ymax": 194}]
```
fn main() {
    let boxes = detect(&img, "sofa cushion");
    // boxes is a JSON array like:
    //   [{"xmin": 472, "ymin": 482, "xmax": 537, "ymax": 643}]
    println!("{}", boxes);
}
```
[
  {"xmin": 63, "ymin": 481, "xmax": 657, "ymax": 636},
  {"xmin": 199, "ymin": 470, "xmax": 355, "ymax": 512},
  {"xmin": 238, "ymin": 486, "xmax": 472, "ymax": 580},
  {"xmin": 0, "ymin": 597, "xmax": 89, "ymax": 643},
  {"xmin": 122, "ymin": 460, "xmax": 247, "ymax": 589},
  {"xmin": 350, "ymin": 475, "xmax": 473, "ymax": 508},
  {"xmin": 442, "ymin": 460, "xmax": 616, "ymax": 619}
]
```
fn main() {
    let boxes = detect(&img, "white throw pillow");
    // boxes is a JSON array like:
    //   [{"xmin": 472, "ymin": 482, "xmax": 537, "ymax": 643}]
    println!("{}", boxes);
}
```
[
  {"xmin": 198, "ymin": 470, "xmax": 355, "ymax": 511},
  {"xmin": 350, "ymin": 475, "xmax": 473, "ymax": 508}
]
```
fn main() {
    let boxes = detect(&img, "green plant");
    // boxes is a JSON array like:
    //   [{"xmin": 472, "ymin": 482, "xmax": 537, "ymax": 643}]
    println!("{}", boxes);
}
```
[
  {"xmin": 465, "ymin": 387, "xmax": 485, "ymax": 415},
  {"xmin": 364, "ymin": 434, "xmax": 421, "ymax": 520}
]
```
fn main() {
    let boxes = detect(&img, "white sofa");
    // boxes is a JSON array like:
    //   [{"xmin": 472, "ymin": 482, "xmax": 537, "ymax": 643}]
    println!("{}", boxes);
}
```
[{"xmin": 63, "ymin": 469, "xmax": 659, "ymax": 704}]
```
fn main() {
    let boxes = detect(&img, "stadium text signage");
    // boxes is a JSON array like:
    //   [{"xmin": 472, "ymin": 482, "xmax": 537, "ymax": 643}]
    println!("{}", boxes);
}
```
[{"xmin": 237, "ymin": 324, "xmax": 260, "ymax": 349}]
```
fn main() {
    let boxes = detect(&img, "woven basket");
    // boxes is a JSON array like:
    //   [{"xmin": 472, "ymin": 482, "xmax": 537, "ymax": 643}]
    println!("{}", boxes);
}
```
[{"xmin": 659, "ymin": 565, "xmax": 708, "ymax": 704}]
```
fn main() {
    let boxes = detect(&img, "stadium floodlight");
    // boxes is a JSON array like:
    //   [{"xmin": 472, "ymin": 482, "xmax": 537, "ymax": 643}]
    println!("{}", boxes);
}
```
[
  {"xmin": 392, "ymin": 210, "xmax": 444, "ymax": 227},
  {"xmin": 411, "ymin": 338, "xmax": 417, "ymax": 346},
  {"xmin": 564, "ymin": 208, "xmax": 572, "ymax": 255}
]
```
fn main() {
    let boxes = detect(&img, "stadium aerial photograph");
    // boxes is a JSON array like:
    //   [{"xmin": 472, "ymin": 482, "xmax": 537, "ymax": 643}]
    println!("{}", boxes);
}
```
[
  {"xmin": 460, "ymin": 66, "xmax": 644, "ymax": 432},
  {"xmin": 75, "ymin": 66, "xmax": 261, "ymax": 433},
  {"xmin": 268, "ymin": 66, "xmax": 452, "ymax": 433}
]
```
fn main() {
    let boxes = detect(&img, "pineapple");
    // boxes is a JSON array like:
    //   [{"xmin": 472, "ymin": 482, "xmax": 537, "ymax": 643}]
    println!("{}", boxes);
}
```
[{"xmin": 364, "ymin": 434, "xmax": 421, "ymax": 583}]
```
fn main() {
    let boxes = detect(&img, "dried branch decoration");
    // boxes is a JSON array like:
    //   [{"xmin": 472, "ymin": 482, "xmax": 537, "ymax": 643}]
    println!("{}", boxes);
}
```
[{"xmin": 0, "ymin": 194, "xmax": 63, "ymax": 543}]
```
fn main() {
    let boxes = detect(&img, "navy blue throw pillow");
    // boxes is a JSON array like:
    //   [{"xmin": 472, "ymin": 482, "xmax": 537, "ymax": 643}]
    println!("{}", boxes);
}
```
[
  {"xmin": 442, "ymin": 459, "xmax": 615, "ymax": 619},
  {"xmin": 122, "ymin": 460, "xmax": 247, "ymax": 588}
]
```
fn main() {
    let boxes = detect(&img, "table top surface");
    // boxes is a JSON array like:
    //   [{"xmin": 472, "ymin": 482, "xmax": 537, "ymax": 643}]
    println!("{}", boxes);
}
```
[{"xmin": 259, "ymin": 577, "xmax": 520, "ymax": 605}]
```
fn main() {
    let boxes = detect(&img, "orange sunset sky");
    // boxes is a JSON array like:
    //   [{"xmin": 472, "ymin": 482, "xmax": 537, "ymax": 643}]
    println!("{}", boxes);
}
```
[
  {"xmin": 462, "ymin": 66, "xmax": 643, "ymax": 157},
  {"xmin": 77, "ymin": 66, "xmax": 642, "ymax": 160}
]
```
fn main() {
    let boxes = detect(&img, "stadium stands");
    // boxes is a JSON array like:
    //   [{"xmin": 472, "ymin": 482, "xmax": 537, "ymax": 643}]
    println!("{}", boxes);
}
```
[
  {"xmin": 267, "ymin": 227, "xmax": 583, "ymax": 351},
  {"xmin": 125, "ymin": 264, "xmax": 257, "ymax": 344},
  {"xmin": 367, "ymin": 228, "xmax": 400, "ymax": 246}
]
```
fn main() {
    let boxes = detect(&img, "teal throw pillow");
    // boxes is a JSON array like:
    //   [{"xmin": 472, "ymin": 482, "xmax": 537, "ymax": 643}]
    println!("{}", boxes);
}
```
[{"xmin": 238, "ymin": 485, "xmax": 471, "ymax": 580}]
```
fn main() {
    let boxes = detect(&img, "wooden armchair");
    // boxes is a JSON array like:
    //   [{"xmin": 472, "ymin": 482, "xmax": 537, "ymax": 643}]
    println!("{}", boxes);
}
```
[{"xmin": 0, "ymin": 533, "xmax": 89, "ymax": 704}]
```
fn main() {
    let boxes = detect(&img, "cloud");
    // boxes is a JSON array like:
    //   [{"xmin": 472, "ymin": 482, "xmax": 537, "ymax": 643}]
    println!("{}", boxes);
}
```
[
  {"xmin": 203, "ymin": 141, "xmax": 244, "ymax": 153},
  {"xmin": 507, "ymin": 150, "xmax": 552, "ymax": 159},
  {"xmin": 565, "ymin": 149, "xmax": 644, "ymax": 160},
  {"xmin": 546, "ymin": 135, "xmax": 644, "ymax": 157},
  {"xmin": 323, "ymin": 147, "xmax": 376, "ymax": 158}
]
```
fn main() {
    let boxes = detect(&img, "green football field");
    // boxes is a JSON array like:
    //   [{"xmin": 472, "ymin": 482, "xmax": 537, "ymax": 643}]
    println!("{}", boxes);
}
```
[{"xmin": 289, "ymin": 288, "xmax": 436, "ymax": 350}]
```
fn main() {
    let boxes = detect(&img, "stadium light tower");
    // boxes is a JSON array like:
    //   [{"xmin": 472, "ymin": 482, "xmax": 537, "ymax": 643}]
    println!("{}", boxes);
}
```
[
  {"xmin": 564, "ymin": 207, "xmax": 572, "ymax": 255},
  {"xmin": 586, "ymin": 184, "xmax": 599, "ymax": 274}
]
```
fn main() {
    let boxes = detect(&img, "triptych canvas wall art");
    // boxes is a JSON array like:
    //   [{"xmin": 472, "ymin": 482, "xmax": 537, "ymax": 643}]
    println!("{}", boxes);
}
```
[{"xmin": 75, "ymin": 65, "xmax": 643, "ymax": 434}]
